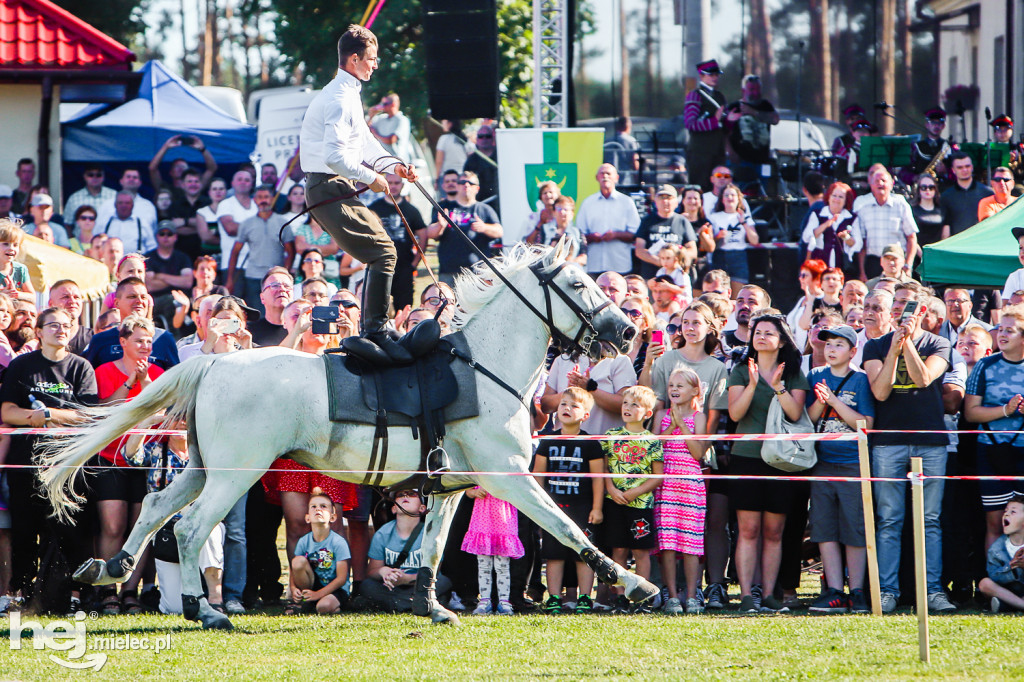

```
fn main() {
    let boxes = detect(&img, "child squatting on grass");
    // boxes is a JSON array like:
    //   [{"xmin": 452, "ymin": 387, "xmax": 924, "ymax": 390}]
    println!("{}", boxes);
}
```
[
  {"xmin": 602, "ymin": 384, "xmax": 664, "ymax": 614},
  {"xmin": 533, "ymin": 387, "xmax": 605, "ymax": 615},
  {"xmin": 978, "ymin": 495, "xmax": 1024, "ymax": 613},
  {"xmin": 289, "ymin": 488, "xmax": 351, "ymax": 614}
]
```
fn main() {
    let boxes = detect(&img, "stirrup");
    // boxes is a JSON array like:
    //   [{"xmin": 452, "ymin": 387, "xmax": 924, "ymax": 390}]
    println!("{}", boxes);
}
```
[{"xmin": 427, "ymin": 446, "xmax": 451, "ymax": 478}]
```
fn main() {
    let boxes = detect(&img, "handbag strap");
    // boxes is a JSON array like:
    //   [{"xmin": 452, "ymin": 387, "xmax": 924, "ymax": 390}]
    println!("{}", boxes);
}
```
[
  {"xmin": 982, "ymin": 415, "xmax": 1024, "ymax": 447},
  {"xmin": 814, "ymin": 372, "xmax": 854, "ymax": 433}
]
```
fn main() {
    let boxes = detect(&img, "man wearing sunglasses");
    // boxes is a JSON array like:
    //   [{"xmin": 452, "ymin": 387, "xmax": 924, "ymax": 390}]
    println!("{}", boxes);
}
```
[
  {"xmin": 990, "ymin": 114, "xmax": 1024, "ymax": 187},
  {"xmin": 63, "ymin": 164, "xmax": 116, "ymax": 225},
  {"xmin": 977, "ymin": 167, "xmax": 1018, "ymax": 222},
  {"xmin": 301, "ymin": 25, "xmax": 418, "ymax": 363},
  {"xmin": 463, "ymin": 124, "xmax": 500, "ymax": 215},
  {"xmin": 425, "ymin": 172, "xmax": 501, "ymax": 286},
  {"xmin": 702, "ymin": 166, "xmax": 750, "ymax": 217}
]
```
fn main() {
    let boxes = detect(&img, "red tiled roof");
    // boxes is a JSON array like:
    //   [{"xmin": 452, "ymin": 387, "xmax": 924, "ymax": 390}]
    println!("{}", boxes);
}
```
[{"xmin": 0, "ymin": 0, "xmax": 134, "ymax": 70}]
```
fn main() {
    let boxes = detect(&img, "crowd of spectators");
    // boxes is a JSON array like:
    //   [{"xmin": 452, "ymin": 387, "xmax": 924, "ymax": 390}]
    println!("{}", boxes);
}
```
[{"xmin": 1, "ymin": 99, "xmax": 1023, "ymax": 621}]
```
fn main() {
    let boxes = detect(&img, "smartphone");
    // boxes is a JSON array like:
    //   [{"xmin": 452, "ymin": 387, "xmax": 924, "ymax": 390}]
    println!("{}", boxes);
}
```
[
  {"xmin": 210, "ymin": 317, "xmax": 240, "ymax": 335},
  {"xmin": 179, "ymin": 135, "xmax": 197, "ymax": 147},
  {"xmin": 311, "ymin": 305, "xmax": 340, "ymax": 335},
  {"xmin": 899, "ymin": 299, "xmax": 919, "ymax": 323},
  {"xmin": 651, "ymin": 330, "xmax": 664, "ymax": 346}
]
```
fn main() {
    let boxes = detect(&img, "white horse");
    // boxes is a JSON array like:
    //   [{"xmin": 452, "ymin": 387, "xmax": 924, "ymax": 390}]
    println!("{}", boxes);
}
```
[{"xmin": 38, "ymin": 240, "xmax": 657, "ymax": 629}]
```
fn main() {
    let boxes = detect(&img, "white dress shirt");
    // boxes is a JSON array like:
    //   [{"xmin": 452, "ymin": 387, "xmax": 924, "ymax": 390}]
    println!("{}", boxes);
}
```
[
  {"xmin": 300, "ymin": 70, "xmax": 389, "ymax": 186},
  {"xmin": 96, "ymin": 194, "xmax": 158, "ymax": 239},
  {"xmin": 575, "ymin": 190, "xmax": 641, "ymax": 273}
]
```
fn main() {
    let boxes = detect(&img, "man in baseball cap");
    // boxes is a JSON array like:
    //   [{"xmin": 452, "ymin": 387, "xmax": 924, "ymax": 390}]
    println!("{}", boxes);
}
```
[{"xmin": 634, "ymin": 184, "xmax": 696, "ymax": 279}]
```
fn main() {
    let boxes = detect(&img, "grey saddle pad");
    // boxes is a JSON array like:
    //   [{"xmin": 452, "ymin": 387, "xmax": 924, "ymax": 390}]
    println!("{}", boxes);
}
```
[{"xmin": 323, "ymin": 331, "xmax": 480, "ymax": 426}]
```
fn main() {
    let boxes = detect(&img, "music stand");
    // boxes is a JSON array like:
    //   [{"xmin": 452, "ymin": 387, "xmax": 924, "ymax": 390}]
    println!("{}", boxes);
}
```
[
  {"xmin": 961, "ymin": 143, "xmax": 1011, "ymax": 175},
  {"xmin": 856, "ymin": 135, "xmax": 920, "ymax": 172}
]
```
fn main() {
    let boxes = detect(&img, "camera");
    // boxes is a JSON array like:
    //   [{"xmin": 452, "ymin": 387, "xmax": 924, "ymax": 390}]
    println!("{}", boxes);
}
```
[{"xmin": 311, "ymin": 304, "xmax": 340, "ymax": 335}]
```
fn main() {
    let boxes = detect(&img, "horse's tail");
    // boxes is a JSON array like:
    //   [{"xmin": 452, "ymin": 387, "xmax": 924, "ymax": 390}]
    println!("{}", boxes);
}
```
[{"xmin": 37, "ymin": 355, "xmax": 218, "ymax": 523}]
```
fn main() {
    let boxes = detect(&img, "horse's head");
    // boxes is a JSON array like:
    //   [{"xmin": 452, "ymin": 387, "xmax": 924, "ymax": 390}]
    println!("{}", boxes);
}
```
[{"xmin": 529, "ymin": 237, "xmax": 637, "ymax": 362}]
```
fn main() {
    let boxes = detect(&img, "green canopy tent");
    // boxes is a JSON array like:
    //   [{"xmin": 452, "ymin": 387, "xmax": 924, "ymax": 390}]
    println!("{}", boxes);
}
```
[{"xmin": 919, "ymin": 197, "xmax": 1024, "ymax": 287}]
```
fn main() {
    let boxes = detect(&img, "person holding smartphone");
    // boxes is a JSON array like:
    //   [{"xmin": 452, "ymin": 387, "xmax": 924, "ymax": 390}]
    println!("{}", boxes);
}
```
[{"xmin": 862, "ymin": 280, "xmax": 955, "ymax": 614}]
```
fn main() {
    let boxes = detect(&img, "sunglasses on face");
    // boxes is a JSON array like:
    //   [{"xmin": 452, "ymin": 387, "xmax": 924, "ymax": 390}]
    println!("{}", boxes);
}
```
[
  {"xmin": 303, "ymin": 257, "xmax": 323, "ymax": 264},
  {"xmin": 622, "ymin": 308, "xmax": 643, "ymax": 319},
  {"xmin": 457, "ymin": 180, "xmax": 478, "ymax": 186},
  {"xmin": 338, "ymin": 300, "xmax": 359, "ymax": 309},
  {"xmin": 157, "ymin": 231, "xmax": 174, "ymax": 237},
  {"xmin": 79, "ymin": 215, "xmax": 97, "ymax": 221},
  {"xmin": 993, "ymin": 177, "xmax": 1014, "ymax": 183},
  {"xmin": 918, "ymin": 185, "xmax": 936, "ymax": 191},
  {"xmin": 713, "ymin": 173, "xmax": 732, "ymax": 179},
  {"xmin": 666, "ymin": 323, "xmax": 681, "ymax": 335},
  {"xmin": 477, "ymin": 134, "xmax": 493, "ymax": 139},
  {"xmin": 85, "ymin": 171, "xmax": 103, "ymax": 178}
]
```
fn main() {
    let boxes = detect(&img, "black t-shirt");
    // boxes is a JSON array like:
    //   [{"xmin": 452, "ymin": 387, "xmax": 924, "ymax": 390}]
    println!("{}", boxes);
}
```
[
  {"xmin": 144, "ymin": 248, "xmax": 193, "ymax": 295},
  {"xmin": 634, "ymin": 213, "xmax": 697, "ymax": 278},
  {"xmin": 0, "ymin": 350, "xmax": 98, "ymax": 465},
  {"xmin": 432, "ymin": 201, "xmax": 501, "ymax": 274},
  {"xmin": 169, "ymin": 193, "xmax": 210, "ymax": 223},
  {"xmin": 68, "ymin": 325, "xmax": 93, "ymax": 357},
  {"xmin": 535, "ymin": 430, "xmax": 605, "ymax": 505},
  {"xmin": 861, "ymin": 330, "xmax": 951, "ymax": 446},
  {"xmin": 369, "ymin": 197, "xmax": 427, "ymax": 248},
  {"xmin": 912, "ymin": 204, "xmax": 944, "ymax": 247},
  {"xmin": 248, "ymin": 318, "xmax": 287, "ymax": 347}
]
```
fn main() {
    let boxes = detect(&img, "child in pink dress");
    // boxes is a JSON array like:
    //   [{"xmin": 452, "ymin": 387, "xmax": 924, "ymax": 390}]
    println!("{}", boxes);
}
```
[
  {"xmin": 461, "ymin": 487, "xmax": 525, "ymax": 615},
  {"xmin": 653, "ymin": 367, "xmax": 709, "ymax": 615}
]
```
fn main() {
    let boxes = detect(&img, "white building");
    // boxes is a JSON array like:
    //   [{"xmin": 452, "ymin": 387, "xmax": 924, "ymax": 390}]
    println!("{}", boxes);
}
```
[{"xmin": 922, "ymin": 0, "xmax": 1024, "ymax": 143}]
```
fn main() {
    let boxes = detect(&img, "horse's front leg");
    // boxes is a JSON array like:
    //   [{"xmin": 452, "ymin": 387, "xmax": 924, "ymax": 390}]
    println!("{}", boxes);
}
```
[
  {"xmin": 413, "ymin": 491, "xmax": 464, "ymax": 625},
  {"xmin": 479, "ymin": 469, "xmax": 659, "ymax": 605}
]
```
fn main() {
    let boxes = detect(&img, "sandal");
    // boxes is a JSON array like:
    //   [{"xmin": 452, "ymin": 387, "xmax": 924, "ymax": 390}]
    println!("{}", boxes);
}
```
[
  {"xmin": 120, "ymin": 592, "xmax": 143, "ymax": 615},
  {"xmin": 284, "ymin": 600, "xmax": 302, "ymax": 616},
  {"xmin": 100, "ymin": 592, "xmax": 121, "ymax": 616},
  {"xmin": 210, "ymin": 602, "xmax": 226, "ymax": 614}
]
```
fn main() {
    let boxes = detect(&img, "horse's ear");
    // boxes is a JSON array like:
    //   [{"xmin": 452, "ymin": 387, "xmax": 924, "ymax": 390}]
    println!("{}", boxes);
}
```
[{"xmin": 551, "ymin": 234, "xmax": 572, "ymax": 264}]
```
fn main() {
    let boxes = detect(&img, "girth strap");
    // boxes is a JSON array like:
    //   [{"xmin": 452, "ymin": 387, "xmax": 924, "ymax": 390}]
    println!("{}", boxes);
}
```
[{"xmin": 364, "ymin": 371, "xmax": 389, "ymax": 486}]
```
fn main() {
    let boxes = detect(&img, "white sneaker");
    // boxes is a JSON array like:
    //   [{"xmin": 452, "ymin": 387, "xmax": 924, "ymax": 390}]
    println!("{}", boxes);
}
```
[
  {"xmin": 880, "ymin": 592, "xmax": 898, "ymax": 614},
  {"xmin": 662, "ymin": 597, "xmax": 683, "ymax": 615},
  {"xmin": 224, "ymin": 599, "xmax": 246, "ymax": 615},
  {"xmin": 927, "ymin": 591, "xmax": 957, "ymax": 613},
  {"xmin": 685, "ymin": 597, "xmax": 705, "ymax": 615},
  {"xmin": 447, "ymin": 593, "xmax": 466, "ymax": 611},
  {"xmin": 472, "ymin": 598, "xmax": 493, "ymax": 615},
  {"xmin": 991, "ymin": 597, "xmax": 1001, "ymax": 614}
]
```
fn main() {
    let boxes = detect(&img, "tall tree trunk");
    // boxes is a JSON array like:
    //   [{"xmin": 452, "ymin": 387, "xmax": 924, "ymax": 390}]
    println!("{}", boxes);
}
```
[
  {"xmin": 879, "ymin": 0, "xmax": 896, "ymax": 133},
  {"xmin": 746, "ymin": 0, "xmax": 777, "ymax": 101},
  {"xmin": 644, "ymin": 0, "xmax": 654, "ymax": 113},
  {"xmin": 655, "ymin": 0, "xmax": 663, "ymax": 113},
  {"xmin": 809, "ymin": 0, "xmax": 831, "ymax": 118},
  {"xmin": 619, "ymin": 0, "xmax": 630, "ymax": 118},
  {"xmin": 899, "ymin": 0, "xmax": 913, "ymax": 103},
  {"xmin": 202, "ymin": 0, "xmax": 216, "ymax": 85}
]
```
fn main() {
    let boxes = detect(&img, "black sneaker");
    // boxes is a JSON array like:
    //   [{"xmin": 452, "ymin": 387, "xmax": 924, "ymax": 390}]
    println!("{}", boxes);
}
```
[
  {"xmin": 542, "ymin": 595, "xmax": 562, "ymax": 615},
  {"xmin": 631, "ymin": 598, "xmax": 654, "ymax": 614},
  {"xmin": 704, "ymin": 582, "xmax": 727, "ymax": 610},
  {"xmin": 575, "ymin": 594, "xmax": 594, "ymax": 614},
  {"xmin": 751, "ymin": 584, "xmax": 763, "ymax": 610},
  {"xmin": 809, "ymin": 588, "xmax": 850, "ymax": 614},
  {"xmin": 611, "ymin": 595, "xmax": 631, "ymax": 614},
  {"xmin": 849, "ymin": 588, "xmax": 870, "ymax": 614}
]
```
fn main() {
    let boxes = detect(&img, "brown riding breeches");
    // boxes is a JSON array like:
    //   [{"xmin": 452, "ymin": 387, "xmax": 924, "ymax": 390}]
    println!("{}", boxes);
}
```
[{"xmin": 305, "ymin": 172, "xmax": 397, "ymax": 274}]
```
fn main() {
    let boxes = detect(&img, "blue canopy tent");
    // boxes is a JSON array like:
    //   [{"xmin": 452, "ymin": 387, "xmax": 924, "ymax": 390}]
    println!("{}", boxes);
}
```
[{"xmin": 63, "ymin": 61, "xmax": 256, "ymax": 165}]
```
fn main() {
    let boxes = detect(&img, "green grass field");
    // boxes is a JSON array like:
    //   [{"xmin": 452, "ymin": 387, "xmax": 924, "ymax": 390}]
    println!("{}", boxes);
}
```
[{"xmin": 2, "ymin": 608, "xmax": 1023, "ymax": 680}]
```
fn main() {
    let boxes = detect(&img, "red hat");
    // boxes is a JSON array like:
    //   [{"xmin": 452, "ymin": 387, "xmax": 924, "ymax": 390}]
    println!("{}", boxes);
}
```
[
  {"xmin": 992, "ymin": 114, "xmax": 1014, "ymax": 128},
  {"xmin": 842, "ymin": 104, "xmax": 865, "ymax": 118}
]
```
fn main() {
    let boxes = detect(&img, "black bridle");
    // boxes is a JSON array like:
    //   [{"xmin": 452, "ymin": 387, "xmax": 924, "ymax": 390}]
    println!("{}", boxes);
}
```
[{"xmin": 413, "ymin": 180, "xmax": 612, "ymax": 358}]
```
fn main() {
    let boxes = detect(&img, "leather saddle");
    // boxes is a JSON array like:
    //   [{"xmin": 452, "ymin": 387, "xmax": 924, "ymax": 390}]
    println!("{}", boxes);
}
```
[{"xmin": 339, "ymin": 319, "xmax": 458, "ymax": 492}]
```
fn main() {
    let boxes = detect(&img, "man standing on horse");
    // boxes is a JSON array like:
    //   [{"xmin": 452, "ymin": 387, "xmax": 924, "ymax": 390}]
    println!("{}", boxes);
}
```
[{"xmin": 300, "ymin": 25, "xmax": 419, "ymax": 363}]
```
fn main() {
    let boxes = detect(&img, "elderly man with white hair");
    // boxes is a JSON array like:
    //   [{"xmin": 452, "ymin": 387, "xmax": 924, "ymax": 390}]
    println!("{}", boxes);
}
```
[{"xmin": 575, "ymin": 164, "xmax": 641, "ymax": 278}]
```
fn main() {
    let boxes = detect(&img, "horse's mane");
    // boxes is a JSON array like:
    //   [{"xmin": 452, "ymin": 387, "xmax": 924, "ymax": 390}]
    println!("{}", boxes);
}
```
[{"xmin": 451, "ymin": 242, "xmax": 564, "ymax": 328}]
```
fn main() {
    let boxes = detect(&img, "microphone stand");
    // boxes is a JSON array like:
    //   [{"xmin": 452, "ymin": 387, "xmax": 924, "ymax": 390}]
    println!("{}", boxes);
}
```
[
  {"xmin": 984, "ymin": 107, "xmax": 993, "ymax": 181},
  {"xmin": 795, "ymin": 41, "xmax": 804, "ymax": 198}
]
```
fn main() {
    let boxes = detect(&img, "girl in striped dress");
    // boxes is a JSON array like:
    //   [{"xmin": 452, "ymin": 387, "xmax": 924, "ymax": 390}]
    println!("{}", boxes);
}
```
[{"xmin": 654, "ymin": 367, "xmax": 709, "ymax": 614}]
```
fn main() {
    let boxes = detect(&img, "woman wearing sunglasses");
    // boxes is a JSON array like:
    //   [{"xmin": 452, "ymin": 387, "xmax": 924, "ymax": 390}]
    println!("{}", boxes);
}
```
[
  {"xmin": 910, "ymin": 174, "xmax": 943, "ymax": 251},
  {"xmin": 620, "ymin": 295, "xmax": 658, "ymax": 377}
]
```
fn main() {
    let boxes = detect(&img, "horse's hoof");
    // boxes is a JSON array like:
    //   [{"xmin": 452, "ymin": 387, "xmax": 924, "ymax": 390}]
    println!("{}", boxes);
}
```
[
  {"xmin": 622, "ymin": 573, "xmax": 660, "ymax": 603},
  {"xmin": 73, "ymin": 558, "xmax": 120, "ymax": 586},
  {"xmin": 201, "ymin": 612, "xmax": 234, "ymax": 630},
  {"xmin": 430, "ymin": 606, "xmax": 460, "ymax": 626}
]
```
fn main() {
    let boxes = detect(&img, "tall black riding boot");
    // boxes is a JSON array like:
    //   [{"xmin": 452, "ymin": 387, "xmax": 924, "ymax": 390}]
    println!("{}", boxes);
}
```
[{"xmin": 349, "ymin": 269, "xmax": 412, "ymax": 364}]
